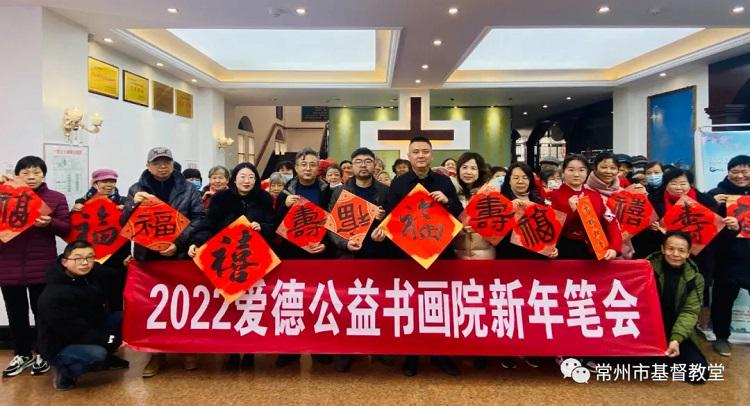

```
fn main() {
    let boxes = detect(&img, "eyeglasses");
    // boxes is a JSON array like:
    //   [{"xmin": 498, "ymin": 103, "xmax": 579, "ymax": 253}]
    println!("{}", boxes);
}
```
[
  {"xmin": 353, "ymin": 159, "xmax": 374, "ymax": 166},
  {"xmin": 297, "ymin": 162, "xmax": 319, "ymax": 169},
  {"xmin": 149, "ymin": 160, "xmax": 172, "ymax": 167},
  {"xmin": 65, "ymin": 255, "xmax": 95, "ymax": 265}
]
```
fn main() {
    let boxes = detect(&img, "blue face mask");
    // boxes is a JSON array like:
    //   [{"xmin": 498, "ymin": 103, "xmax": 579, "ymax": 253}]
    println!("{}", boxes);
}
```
[
  {"xmin": 490, "ymin": 176, "xmax": 504, "ymax": 190},
  {"xmin": 189, "ymin": 179, "xmax": 202, "ymax": 190},
  {"xmin": 282, "ymin": 174, "xmax": 293, "ymax": 183},
  {"xmin": 646, "ymin": 173, "xmax": 663, "ymax": 187}
]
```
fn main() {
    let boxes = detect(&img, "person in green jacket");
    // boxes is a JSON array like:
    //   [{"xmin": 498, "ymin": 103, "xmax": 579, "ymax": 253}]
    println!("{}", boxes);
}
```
[{"xmin": 647, "ymin": 230, "xmax": 708, "ymax": 384}]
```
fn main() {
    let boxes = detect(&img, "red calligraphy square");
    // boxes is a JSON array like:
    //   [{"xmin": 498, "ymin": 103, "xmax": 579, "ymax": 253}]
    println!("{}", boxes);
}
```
[
  {"xmin": 606, "ymin": 190, "xmax": 657, "ymax": 240},
  {"xmin": 380, "ymin": 183, "xmax": 462, "ymax": 269},
  {"xmin": 661, "ymin": 195, "xmax": 724, "ymax": 256},
  {"xmin": 459, "ymin": 185, "xmax": 515, "ymax": 246},
  {"xmin": 727, "ymin": 195, "xmax": 750, "ymax": 239},
  {"xmin": 120, "ymin": 196, "xmax": 190, "ymax": 252},
  {"xmin": 65, "ymin": 196, "xmax": 128, "ymax": 262},
  {"xmin": 276, "ymin": 197, "xmax": 329, "ymax": 253},
  {"xmin": 0, "ymin": 182, "xmax": 51, "ymax": 243},
  {"xmin": 510, "ymin": 203, "xmax": 566, "ymax": 256},
  {"xmin": 194, "ymin": 216, "xmax": 281, "ymax": 302},
  {"xmin": 324, "ymin": 189, "xmax": 379, "ymax": 245}
]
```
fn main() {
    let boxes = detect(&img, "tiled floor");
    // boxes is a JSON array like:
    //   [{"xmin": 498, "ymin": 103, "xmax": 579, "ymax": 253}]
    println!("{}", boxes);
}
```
[{"xmin": 0, "ymin": 338, "xmax": 747, "ymax": 405}]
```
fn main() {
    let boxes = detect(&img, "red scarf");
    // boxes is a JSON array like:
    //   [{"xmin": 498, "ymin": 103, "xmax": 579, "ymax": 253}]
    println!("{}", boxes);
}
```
[{"xmin": 664, "ymin": 188, "xmax": 697, "ymax": 213}]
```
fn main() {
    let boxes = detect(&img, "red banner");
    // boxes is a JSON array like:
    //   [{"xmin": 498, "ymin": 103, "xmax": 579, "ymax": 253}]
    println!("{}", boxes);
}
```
[
  {"xmin": 66, "ymin": 197, "xmax": 128, "ymax": 262},
  {"xmin": 577, "ymin": 196, "xmax": 609, "ymax": 260},
  {"xmin": 727, "ymin": 195, "xmax": 750, "ymax": 238},
  {"xmin": 123, "ymin": 259, "xmax": 667, "ymax": 356},
  {"xmin": 0, "ymin": 182, "xmax": 51, "ymax": 243}
]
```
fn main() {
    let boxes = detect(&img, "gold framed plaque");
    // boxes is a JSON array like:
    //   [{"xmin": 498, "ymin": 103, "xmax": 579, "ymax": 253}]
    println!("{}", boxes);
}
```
[
  {"xmin": 175, "ymin": 89, "xmax": 193, "ymax": 118},
  {"xmin": 88, "ymin": 57, "xmax": 119, "ymax": 99},
  {"xmin": 152, "ymin": 81, "xmax": 174, "ymax": 114},
  {"xmin": 123, "ymin": 71, "xmax": 149, "ymax": 107}
]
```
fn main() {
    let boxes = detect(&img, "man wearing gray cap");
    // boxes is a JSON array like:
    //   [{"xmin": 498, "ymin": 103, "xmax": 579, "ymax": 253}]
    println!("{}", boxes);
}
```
[{"xmin": 121, "ymin": 147, "xmax": 206, "ymax": 377}]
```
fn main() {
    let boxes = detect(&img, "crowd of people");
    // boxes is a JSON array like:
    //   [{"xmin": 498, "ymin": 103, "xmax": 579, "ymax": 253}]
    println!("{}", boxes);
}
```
[{"xmin": 0, "ymin": 137, "xmax": 748, "ymax": 389}]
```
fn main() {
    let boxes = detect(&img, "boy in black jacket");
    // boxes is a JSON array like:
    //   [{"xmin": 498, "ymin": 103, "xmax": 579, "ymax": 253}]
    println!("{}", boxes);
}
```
[{"xmin": 37, "ymin": 240, "xmax": 128, "ymax": 390}]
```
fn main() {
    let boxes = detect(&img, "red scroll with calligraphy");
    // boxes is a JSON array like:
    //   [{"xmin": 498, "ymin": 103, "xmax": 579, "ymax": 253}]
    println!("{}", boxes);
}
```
[
  {"xmin": 606, "ymin": 190, "xmax": 657, "ymax": 240},
  {"xmin": 727, "ymin": 195, "xmax": 750, "ymax": 238},
  {"xmin": 120, "ymin": 197, "xmax": 190, "ymax": 251},
  {"xmin": 324, "ymin": 190, "xmax": 379, "ymax": 244},
  {"xmin": 460, "ymin": 185, "xmax": 515, "ymax": 246},
  {"xmin": 194, "ymin": 216, "xmax": 281, "ymax": 302},
  {"xmin": 577, "ymin": 196, "xmax": 609, "ymax": 260},
  {"xmin": 661, "ymin": 195, "xmax": 724, "ymax": 256},
  {"xmin": 0, "ymin": 182, "xmax": 51, "ymax": 243},
  {"xmin": 276, "ymin": 198, "xmax": 329, "ymax": 253},
  {"xmin": 65, "ymin": 196, "xmax": 128, "ymax": 262},
  {"xmin": 380, "ymin": 184, "xmax": 463, "ymax": 269},
  {"xmin": 510, "ymin": 203, "xmax": 566, "ymax": 257}
]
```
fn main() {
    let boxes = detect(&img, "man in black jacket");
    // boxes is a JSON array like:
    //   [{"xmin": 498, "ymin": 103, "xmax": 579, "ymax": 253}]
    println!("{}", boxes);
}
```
[
  {"xmin": 37, "ymin": 240, "xmax": 128, "ymax": 390},
  {"xmin": 122, "ymin": 147, "xmax": 206, "ymax": 376},
  {"xmin": 708, "ymin": 154, "xmax": 749, "ymax": 357},
  {"xmin": 371, "ymin": 136, "xmax": 462, "ymax": 377}
]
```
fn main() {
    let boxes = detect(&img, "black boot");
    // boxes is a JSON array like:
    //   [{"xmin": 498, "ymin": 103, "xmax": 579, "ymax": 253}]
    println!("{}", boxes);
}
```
[
  {"xmin": 432, "ymin": 356, "xmax": 459, "ymax": 376},
  {"xmin": 227, "ymin": 354, "xmax": 240, "ymax": 370},
  {"xmin": 402, "ymin": 356, "xmax": 419, "ymax": 377},
  {"xmin": 241, "ymin": 354, "xmax": 254, "ymax": 369},
  {"xmin": 275, "ymin": 354, "xmax": 301, "ymax": 367},
  {"xmin": 335, "ymin": 355, "xmax": 353, "ymax": 372}
]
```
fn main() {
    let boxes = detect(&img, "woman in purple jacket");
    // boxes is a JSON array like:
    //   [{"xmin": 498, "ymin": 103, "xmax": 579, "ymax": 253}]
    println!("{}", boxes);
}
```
[{"xmin": 0, "ymin": 156, "xmax": 70, "ymax": 377}]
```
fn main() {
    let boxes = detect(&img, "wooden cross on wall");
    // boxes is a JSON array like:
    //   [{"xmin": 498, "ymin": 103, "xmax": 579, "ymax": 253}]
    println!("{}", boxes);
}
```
[{"xmin": 377, "ymin": 97, "xmax": 454, "ymax": 141}]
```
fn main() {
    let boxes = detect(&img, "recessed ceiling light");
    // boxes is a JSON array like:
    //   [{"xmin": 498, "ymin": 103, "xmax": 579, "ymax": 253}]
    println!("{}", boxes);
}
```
[
  {"xmin": 523, "ymin": 111, "xmax": 528, "ymax": 115},
  {"xmin": 167, "ymin": 8, "xmax": 178, "ymax": 14},
  {"xmin": 191, "ymin": 78, "xmax": 198, "ymax": 83},
  {"xmin": 103, "ymin": 37, "xmax": 113, "ymax": 43},
  {"xmin": 598, "ymin": 5, "xmax": 611, "ymax": 14},
  {"xmin": 659, "ymin": 72, "xmax": 667, "ymax": 77},
  {"xmin": 542, "ymin": 104, "xmax": 548, "ymax": 109},
  {"xmin": 156, "ymin": 62, "xmax": 164, "ymax": 67},
  {"xmin": 415, "ymin": 79, "xmax": 422, "ymax": 84},
  {"xmin": 448, "ymin": 7, "xmax": 459, "ymax": 15},
  {"xmin": 732, "ymin": 6, "xmax": 745, "ymax": 14},
  {"xmin": 433, "ymin": 39, "xmax": 443, "ymax": 46},
  {"xmin": 421, "ymin": 64, "xmax": 429, "ymax": 70},
  {"xmin": 296, "ymin": 8, "xmax": 306, "ymax": 15},
  {"xmin": 566, "ymin": 96, "xmax": 572, "ymax": 100}
]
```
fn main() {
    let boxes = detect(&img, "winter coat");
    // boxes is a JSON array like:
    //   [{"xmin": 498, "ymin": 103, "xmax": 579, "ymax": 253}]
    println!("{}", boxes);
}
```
[
  {"xmin": 0, "ymin": 183, "xmax": 70, "ymax": 286},
  {"xmin": 122, "ymin": 170, "xmax": 205, "ymax": 261},
  {"xmin": 452, "ymin": 179, "xmax": 495, "ymax": 260},
  {"xmin": 648, "ymin": 252, "xmax": 704, "ymax": 347},
  {"xmin": 36, "ymin": 258, "xmax": 118, "ymax": 360},
  {"xmin": 193, "ymin": 187, "xmax": 276, "ymax": 245},
  {"xmin": 708, "ymin": 177, "xmax": 750, "ymax": 284}
]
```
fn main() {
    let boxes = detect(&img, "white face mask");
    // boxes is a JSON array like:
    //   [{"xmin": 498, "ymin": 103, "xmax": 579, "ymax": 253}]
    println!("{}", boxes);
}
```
[
  {"xmin": 490, "ymin": 176, "xmax": 504, "ymax": 190},
  {"xmin": 547, "ymin": 180, "xmax": 562, "ymax": 190}
]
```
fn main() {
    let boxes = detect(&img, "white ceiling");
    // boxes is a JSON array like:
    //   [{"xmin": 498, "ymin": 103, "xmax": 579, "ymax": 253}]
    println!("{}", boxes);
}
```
[
  {"xmin": 167, "ymin": 29, "xmax": 377, "ymax": 71},
  {"xmin": 459, "ymin": 28, "xmax": 705, "ymax": 70},
  {"xmin": 6, "ymin": 0, "xmax": 750, "ymax": 127}
]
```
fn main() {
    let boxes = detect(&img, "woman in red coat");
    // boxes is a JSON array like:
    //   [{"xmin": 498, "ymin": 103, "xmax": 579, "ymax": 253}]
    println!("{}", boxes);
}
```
[
  {"xmin": 0, "ymin": 156, "xmax": 70, "ymax": 377},
  {"xmin": 549, "ymin": 154, "xmax": 622, "ymax": 260}
]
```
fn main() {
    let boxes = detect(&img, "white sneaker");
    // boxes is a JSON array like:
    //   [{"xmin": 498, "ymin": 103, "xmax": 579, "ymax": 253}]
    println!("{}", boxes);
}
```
[
  {"xmin": 3, "ymin": 355, "xmax": 34, "ymax": 377},
  {"xmin": 30, "ymin": 354, "xmax": 50, "ymax": 376}
]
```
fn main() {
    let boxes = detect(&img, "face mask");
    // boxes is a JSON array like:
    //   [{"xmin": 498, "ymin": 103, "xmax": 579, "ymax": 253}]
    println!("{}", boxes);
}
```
[
  {"xmin": 646, "ymin": 174, "xmax": 663, "ymax": 187},
  {"xmin": 547, "ymin": 180, "xmax": 562, "ymax": 190},
  {"xmin": 490, "ymin": 176, "xmax": 504, "ymax": 190},
  {"xmin": 632, "ymin": 167, "xmax": 645, "ymax": 174},
  {"xmin": 282, "ymin": 174, "xmax": 293, "ymax": 183},
  {"xmin": 189, "ymin": 179, "xmax": 202, "ymax": 190},
  {"xmin": 329, "ymin": 181, "xmax": 342, "ymax": 188}
]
